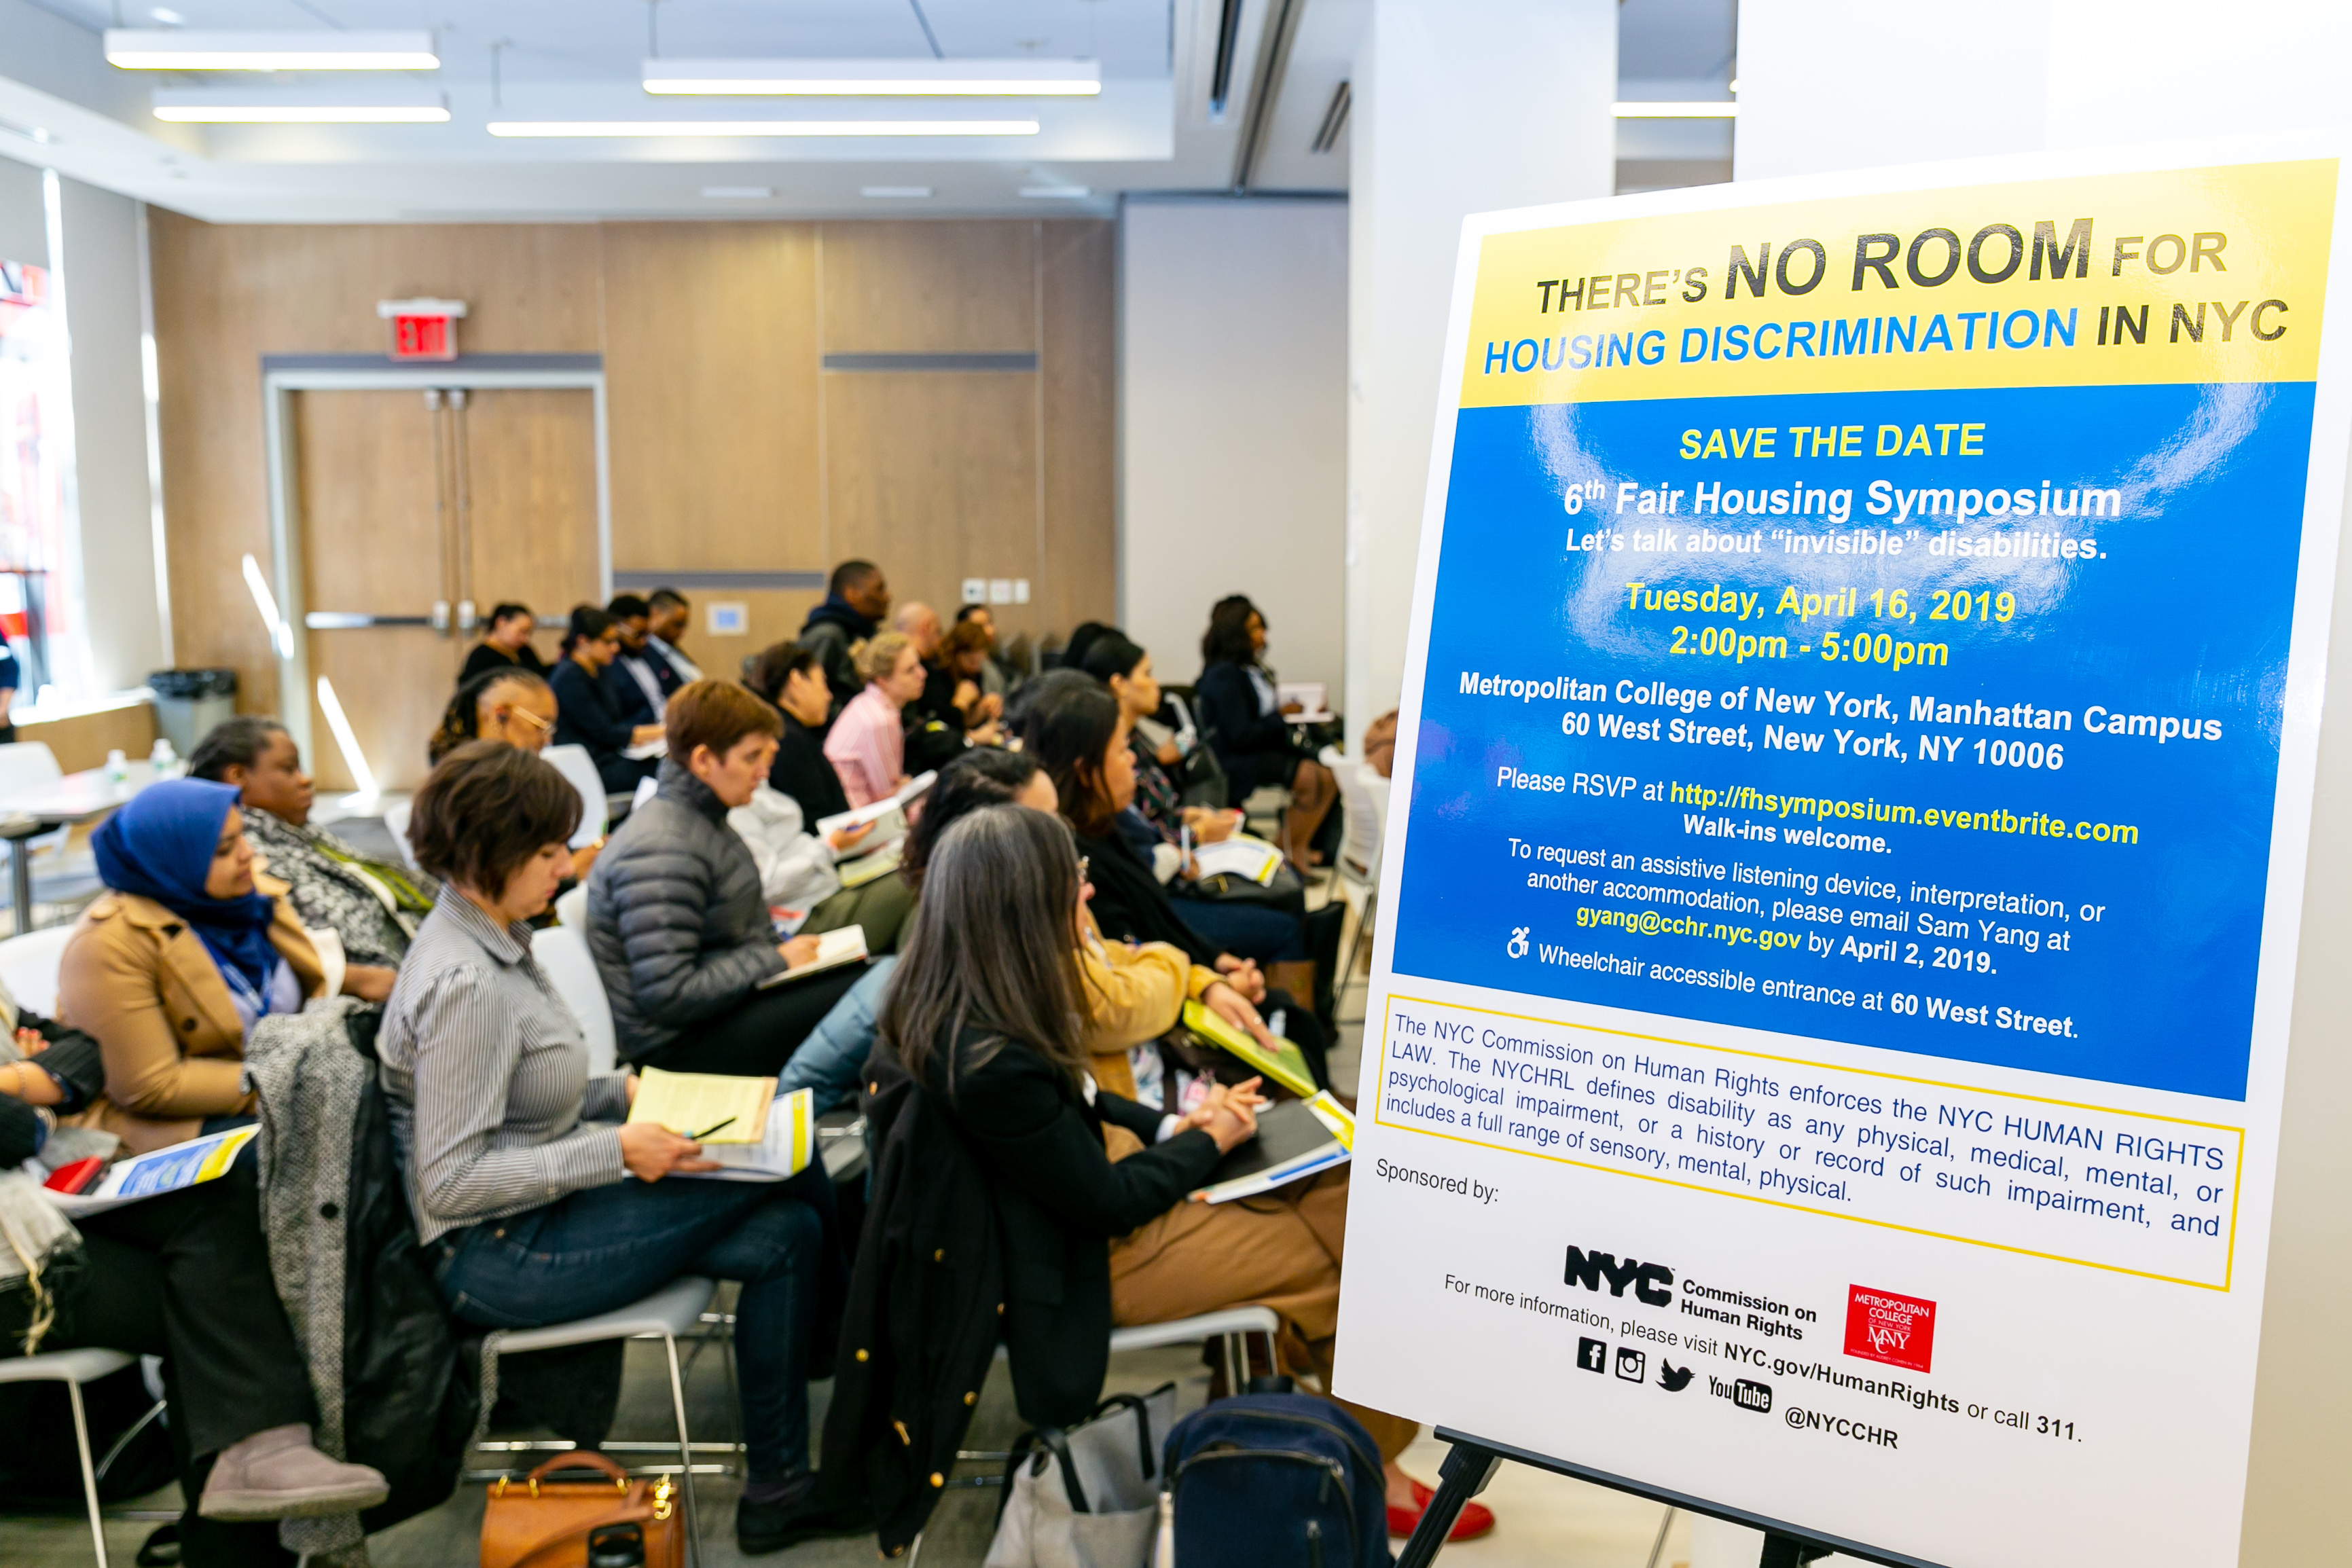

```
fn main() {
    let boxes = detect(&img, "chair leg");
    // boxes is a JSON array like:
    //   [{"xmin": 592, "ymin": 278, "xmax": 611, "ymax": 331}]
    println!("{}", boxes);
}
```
[
  {"xmin": 67, "ymin": 1379, "xmax": 111, "ymax": 1568},
  {"xmin": 662, "ymin": 1332, "xmax": 704, "ymax": 1568},
  {"xmin": 1339, "ymin": 887, "xmax": 1375, "ymax": 986}
]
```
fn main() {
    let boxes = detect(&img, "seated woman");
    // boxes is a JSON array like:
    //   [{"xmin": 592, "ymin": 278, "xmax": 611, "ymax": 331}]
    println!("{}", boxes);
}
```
[
  {"xmin": 839, "ymin": 807, "xmax": 1466, "ymax": 1538},
  {"xmin": 820, "ymin": 632, "xmax": 926, "ymax": 809},
  {"xmin": 429, "ymin": 667, "xmax": 558, "ymax": 764},
  {"xmin": 937, "ymin": 618, "xmax": 1005, "ymax": 734},
  {"xmin": 1194, "ymin": 595, "xmax": 1337, "ymax": 866},
  {"xmin": 745, "ymin": 644, "xmax": 850, "ymax": 820},
  {"xmin": 58, "ymin": 779, "xmax": 352, "ymax": 1154},
  {"xmin": 189, "ymin": 715, "xmax": 427, "ymax": 974},
  {"xmin": 459, "ymin": 601, "xmax": 549, "ymax": 685},
  {"xmin": 429, "ymin": 669, "xmax": 603, "ymax": 884},
  {"xmin": 1026, "ymin": 682, "xmax": 1332, "ymax": 1065},
  {"xmin": 588, "ymin": 680, "xmax": 867, "ymax": 1077},
  {"xmin": 728, "ymin": 780, "xmax": 911, "ymax": 955},
  {"xmin": 776, "ymin": 748, "xmax": 1292, "ymax": 1119},
  {"xmin": 378, "ymin": 741, "xmax": 834, "ymax": 1556},
  {"xmin": 1082, "ymin": 630, "xmax": 1240, "ymax": 853},
  {"xmin": 549, "ymin": 605, "xmax": 664, "ymax": 795}
]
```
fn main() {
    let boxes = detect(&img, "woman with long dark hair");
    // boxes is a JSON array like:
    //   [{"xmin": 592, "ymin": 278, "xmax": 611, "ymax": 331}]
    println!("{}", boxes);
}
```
[
  {"xmin": 821, "ymin": 805, "xmax": 1449, "ymax": 1550},
  {"xmin": 1195, "ymin": 595, "xmax": 1337, "ymax": 864},
  {"xmin": 1024, "ymin": 680, "xmax": 1333, "ymax": 1073}
]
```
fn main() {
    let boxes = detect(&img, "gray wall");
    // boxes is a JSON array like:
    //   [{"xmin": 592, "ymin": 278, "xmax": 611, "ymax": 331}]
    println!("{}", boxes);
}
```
[{"xmin": 1119, "ymin": 197, "xmax": 1348, "ymax": 695}]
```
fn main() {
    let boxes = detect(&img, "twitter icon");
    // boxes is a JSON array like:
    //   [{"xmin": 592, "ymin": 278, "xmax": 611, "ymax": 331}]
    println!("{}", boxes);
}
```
[{"xmin": 1657, "ymin": 1362, "xmax": 1695, "ymax": 1392}]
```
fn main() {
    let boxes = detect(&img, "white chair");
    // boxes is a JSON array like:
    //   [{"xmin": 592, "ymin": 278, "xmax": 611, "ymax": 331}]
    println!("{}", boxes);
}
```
[
  {"xmin": 541, "ymin": 744, "xmax": 611, "ymax": 850},
  {"xmin": 380, "ymin": 797, "xmax": 420, "ymax": 873},
  {"xmin": 0, "ymin": 1347, "xmax": 137, "ymax": 1566},
  {"xmin": 988, "ymin": 1305, "xmax": 1284, "ymax": 1402},
  {"xmin": 0, "ymin": 922, "xmax": 78, "ymax": 1015},
  {"xmin": 531, "ymin": 921, "xmax": 615, "ymax": 1076},
  {"xmin": 554, "ymin": 883, "xmax": 589, "ymax": 932},
  {"xmin": 1326, "ymin": 756, "xmax": 1391, "ymax": 985},
  {"xmin": 482, "ymin": 1277, "xmax": 715, "ymax": 1567}
]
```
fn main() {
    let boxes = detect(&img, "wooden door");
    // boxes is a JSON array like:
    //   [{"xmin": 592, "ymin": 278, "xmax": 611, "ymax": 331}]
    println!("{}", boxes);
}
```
[
  {"xmin": 293, "ymin": 386, "xmax": 598, "ymax": 792},
  {"xmin": 459, "ymin": 388, "xmax": 600, "ymax": 668},
  {"xmin": 293, "ymin": 389, "xmax": 454, "ymax": 793}
]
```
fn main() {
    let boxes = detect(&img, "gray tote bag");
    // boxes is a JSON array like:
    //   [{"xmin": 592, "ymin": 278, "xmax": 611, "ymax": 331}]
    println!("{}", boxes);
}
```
[{"xmin": 984, "ymin": 1383, "xmax": 1178, "ymax": 1568}]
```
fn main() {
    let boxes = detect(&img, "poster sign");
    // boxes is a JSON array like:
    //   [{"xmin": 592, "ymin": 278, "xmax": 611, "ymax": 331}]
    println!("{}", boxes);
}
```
[{"xmin": 1335, "ymin": 141, "xmax": 2349, "ymax": 1567}]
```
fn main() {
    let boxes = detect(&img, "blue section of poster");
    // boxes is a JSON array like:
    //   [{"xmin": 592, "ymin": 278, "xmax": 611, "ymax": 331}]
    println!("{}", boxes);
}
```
[{"xmin": 1392, "ymin": 382, "xmax": 2312, "ymax": 1101}]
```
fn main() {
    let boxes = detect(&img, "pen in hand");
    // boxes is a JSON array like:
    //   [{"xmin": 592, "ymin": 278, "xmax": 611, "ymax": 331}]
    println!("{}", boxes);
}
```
[{"xmin": 689, "ymin": 1116, "xmax": 737, "ymax": 1141}]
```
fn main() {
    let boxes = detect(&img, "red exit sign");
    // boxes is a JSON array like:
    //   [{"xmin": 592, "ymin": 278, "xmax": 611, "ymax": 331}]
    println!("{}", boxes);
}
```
[{"xmin": 376, "ymin": 297, "xmax": 467, "ymax": 362}]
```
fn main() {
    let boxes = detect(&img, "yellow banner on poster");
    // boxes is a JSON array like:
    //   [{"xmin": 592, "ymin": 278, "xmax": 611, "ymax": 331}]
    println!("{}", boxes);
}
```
[{"xmin": 1459, "ymin": 160, "xmax": 2336, "ymax": 406}]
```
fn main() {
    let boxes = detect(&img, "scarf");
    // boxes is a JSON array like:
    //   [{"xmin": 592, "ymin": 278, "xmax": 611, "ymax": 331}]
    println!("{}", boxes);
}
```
[{"xmin": 91, "ymin": 778, "xmax": 281, "ymax": 998}]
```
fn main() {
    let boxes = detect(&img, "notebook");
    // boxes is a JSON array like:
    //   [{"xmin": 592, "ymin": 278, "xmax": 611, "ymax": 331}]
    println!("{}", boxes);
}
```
[
  {"xmin": 1180, "ymin": 998, "xmax": 1319, "ymax": 1099},
  {"xmin": 817, "ymin": 769, "xmax": 938, "ymax": 855},
  {"xmin": 837, "ymin": 841, "xmax": 904, "ymax": 889},
  {"xmin": 1188, "ymin": 1093, "xmax": 1355, "ymax": 1204},
  {"xmin": 626, "ymin": 1067, "xmax": 775, "ymax": 1144},
  {"xmin": 1192, "ymin": 836, "xmax": 1282, "ymax": 886},
  {"xmin": 757, "ymin": 924, "xmax": 868, "ymax": 987},
  {"xmin": 678, "ymin": 1088, "xmax": 816, "ymax": 1182}
]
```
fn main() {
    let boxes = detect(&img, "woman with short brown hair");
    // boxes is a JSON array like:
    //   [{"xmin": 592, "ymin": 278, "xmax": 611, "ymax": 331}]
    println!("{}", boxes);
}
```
[
  {"xmin": 587, "ymin": 680, "xmax": 869, "ymax": 1076},
  {"xmin": 380, "ymin": 740, "xmax": 838, "ymax": 1556}
]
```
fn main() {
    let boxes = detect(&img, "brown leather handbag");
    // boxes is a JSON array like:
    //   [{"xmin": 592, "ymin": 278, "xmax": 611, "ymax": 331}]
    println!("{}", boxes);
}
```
[{"xmin": 479, "ymin": 1452, "xmax": 685, "ymax": 1568}]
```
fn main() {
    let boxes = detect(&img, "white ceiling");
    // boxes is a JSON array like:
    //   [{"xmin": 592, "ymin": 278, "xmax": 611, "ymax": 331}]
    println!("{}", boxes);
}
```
[{"xmin": 1, "ymin": 0, "xmax": 1360, "ymax": 220}]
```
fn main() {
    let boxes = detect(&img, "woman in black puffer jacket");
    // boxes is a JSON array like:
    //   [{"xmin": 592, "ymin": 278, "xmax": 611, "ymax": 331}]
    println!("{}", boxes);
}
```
[{"xmin": 585, "ymin": 680, "xmax": 867, "ymax": 1076}]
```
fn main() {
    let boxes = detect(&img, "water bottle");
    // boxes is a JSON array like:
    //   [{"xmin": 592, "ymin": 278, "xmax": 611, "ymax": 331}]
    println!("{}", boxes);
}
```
[
  {"xmin": 104, "ymin": 748, "xmax": 128, "ymax": 784},
  {"xmin": 149, "ymin": 737, "xmax": 179, "ymax": 777}
]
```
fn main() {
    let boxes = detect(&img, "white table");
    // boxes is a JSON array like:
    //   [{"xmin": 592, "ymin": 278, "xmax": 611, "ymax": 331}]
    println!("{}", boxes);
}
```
[{"xmin": 0, "ymin": 761, "xmax": 164, "ymax": 932}]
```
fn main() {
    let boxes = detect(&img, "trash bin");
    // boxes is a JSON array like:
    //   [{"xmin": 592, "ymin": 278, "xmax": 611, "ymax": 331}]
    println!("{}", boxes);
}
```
[{"xmin": 147, "ymin": 668, "xmax": 238, "ymax": 759}]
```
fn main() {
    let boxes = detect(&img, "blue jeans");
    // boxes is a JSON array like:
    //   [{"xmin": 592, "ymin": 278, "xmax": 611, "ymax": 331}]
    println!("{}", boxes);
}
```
[
  {"xmin": 777, "ymin": 954, "xmax": 897, "ymax": 1112},
  {"xmin": 434, "ymin": 1165, "xmax": 834, "ymax": 1482}
]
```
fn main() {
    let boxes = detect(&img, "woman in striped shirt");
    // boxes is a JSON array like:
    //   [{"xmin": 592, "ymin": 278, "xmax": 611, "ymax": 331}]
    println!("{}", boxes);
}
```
[{"xmin": 377, "ymin": 742, "xmax": 838, "ymax": 1556}]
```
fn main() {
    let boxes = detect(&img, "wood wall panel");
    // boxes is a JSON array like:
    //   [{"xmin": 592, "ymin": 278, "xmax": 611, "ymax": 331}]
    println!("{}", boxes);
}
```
[
  {"xmin": 602, "ymin": 223, "xmax": 821, "ymax": 573},
  {"xmin": 462, "ymin": 388, "xmax": 602, "ymax": 629},
  {"xmin": 148, "ymin": 213, "xmax": 602, "ymax": 718},
  {"xmin": 148, "ymin": 215, "xmax": 1114, "ymax": 732},
  {"xmin": 1039, "ymin": 220, "xmax": 1119, "ymax": 640},
  {"xmin": 819, "ymin": 221, "xmax": 1038, "ymax": 352},
  {"xmin": 823, "ymin": 373, "xmax": 1039, "ymax": 635}
]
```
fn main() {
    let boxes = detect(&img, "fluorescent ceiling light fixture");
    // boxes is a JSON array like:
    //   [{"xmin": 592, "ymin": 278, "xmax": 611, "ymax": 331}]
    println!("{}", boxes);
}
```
[
  {"xmin": 643, "ymin": 58, "xmax": 1099, "ymax": 96},
  {"xmin": 702, "ymin": 185, "xmax": 774, "ymax": 198},
  {"xmin": 1020, "ymin": 184, "xmax": 1090, "ymax": 199},
  {"xmin": 1612, "ymin": 101, "xmax": 1738, "ymax": 117},
  {"xmin": 488, "ymin": 120, "xmax": 1038, "ymax": 138},
  {"xmin": 106, "ymin": 29, "xmax": 440, "ymax": 70},
  {"xmin": 861, "ymin": 185, "xmax": 933, "ymax": 198},
  {"xmin": 152, "ymin": 88, "xmax": 449, "ymax": 124}
]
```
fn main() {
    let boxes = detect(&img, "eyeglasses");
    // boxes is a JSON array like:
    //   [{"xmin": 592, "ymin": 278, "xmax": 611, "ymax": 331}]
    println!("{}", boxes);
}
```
[{"xmin": 499, "ymin": 705, "xmax": 551, "ymax": 733}]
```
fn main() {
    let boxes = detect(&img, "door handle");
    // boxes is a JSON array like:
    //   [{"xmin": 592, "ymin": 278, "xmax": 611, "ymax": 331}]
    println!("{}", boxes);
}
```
[{"xmin": 304, "ymin": 612, "xmax": 438, "ymax": 630}]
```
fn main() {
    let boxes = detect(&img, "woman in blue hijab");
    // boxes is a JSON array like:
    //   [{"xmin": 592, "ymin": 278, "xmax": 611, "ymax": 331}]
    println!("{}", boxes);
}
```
[{"xmin": 57, "ymin": 778, "xmax": 331, "ymax": 1152}]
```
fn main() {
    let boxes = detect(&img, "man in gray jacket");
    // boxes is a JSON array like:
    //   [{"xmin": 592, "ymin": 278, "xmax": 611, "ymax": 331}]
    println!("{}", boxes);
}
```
[{"xmin": 586, "ymin": 680, "xmax": 870, "ymax": 1076}]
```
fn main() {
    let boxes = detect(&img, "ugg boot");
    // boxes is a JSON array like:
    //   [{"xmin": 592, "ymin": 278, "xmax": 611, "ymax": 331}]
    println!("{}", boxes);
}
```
[{"xmin": 197, "ymin": 1424, "xmax": 389, "ymax": 1520}]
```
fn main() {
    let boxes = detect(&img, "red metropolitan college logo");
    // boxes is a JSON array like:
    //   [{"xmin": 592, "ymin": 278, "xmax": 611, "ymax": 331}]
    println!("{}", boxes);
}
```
[{"xmin": 1843, "ymin": 1286, "xmax": 1936, "ymax": 1372}]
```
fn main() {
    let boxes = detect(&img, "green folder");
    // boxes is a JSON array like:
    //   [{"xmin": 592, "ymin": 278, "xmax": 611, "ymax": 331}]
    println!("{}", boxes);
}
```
[{"xmin": 1180, "ymin": 999, "xmax": 1318, "ymax": 1098}]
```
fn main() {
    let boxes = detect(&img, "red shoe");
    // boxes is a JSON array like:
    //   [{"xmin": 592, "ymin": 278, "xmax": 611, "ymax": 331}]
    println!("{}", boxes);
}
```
[{"xmin": 1386, "ymin": 1478, "xmax": 1496, "ymax": 1542}]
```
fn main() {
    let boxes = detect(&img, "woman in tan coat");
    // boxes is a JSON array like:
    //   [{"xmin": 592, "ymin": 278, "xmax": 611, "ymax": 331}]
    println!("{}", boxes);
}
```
[{"xmin": 60, "ymin": 778, "xmax": 334, "ymax": 1153}]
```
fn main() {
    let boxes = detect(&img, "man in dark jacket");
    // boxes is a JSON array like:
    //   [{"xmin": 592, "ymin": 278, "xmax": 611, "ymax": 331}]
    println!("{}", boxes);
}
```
[
  {"xmin": 585, "ymin": 683, "xmax": 866, "ymax": 1074},
  {"xmin": 797, "ymin": 560, "xmax": 890, "ymax": 718}
]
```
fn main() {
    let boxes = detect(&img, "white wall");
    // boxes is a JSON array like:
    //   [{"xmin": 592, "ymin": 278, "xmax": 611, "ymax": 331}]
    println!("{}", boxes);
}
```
[
  {"xmin": 1120, "ymin": 196, "xmax": 1348, "ymax": 695},
  {"xmin": 1342, "ymin": 0, "xmax": 1618, "ymax": 746},
  {"xmin": 1738, "ymin": 0, "xmax": 2352, "ymax": 179},
  {"xmin": 59, "ymin": 177, "xmax": 164, "ymax": 691},
  {"xmin": 0, "ymin": 156, "xmax": 45, "ymax": 269}
]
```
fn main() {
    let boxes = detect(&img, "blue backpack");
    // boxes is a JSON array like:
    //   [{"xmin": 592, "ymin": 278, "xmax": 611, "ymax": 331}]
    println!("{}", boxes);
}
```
[{"xmin": 1162, "ymin": 1393, "xmax": 1392, "ymax": 1568}]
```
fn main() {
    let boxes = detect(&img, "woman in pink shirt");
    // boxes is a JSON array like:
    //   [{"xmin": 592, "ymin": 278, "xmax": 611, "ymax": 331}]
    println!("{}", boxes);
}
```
[{"xmin": 823, "ymin": 632, "xmax": 926, "ymax": 807}]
